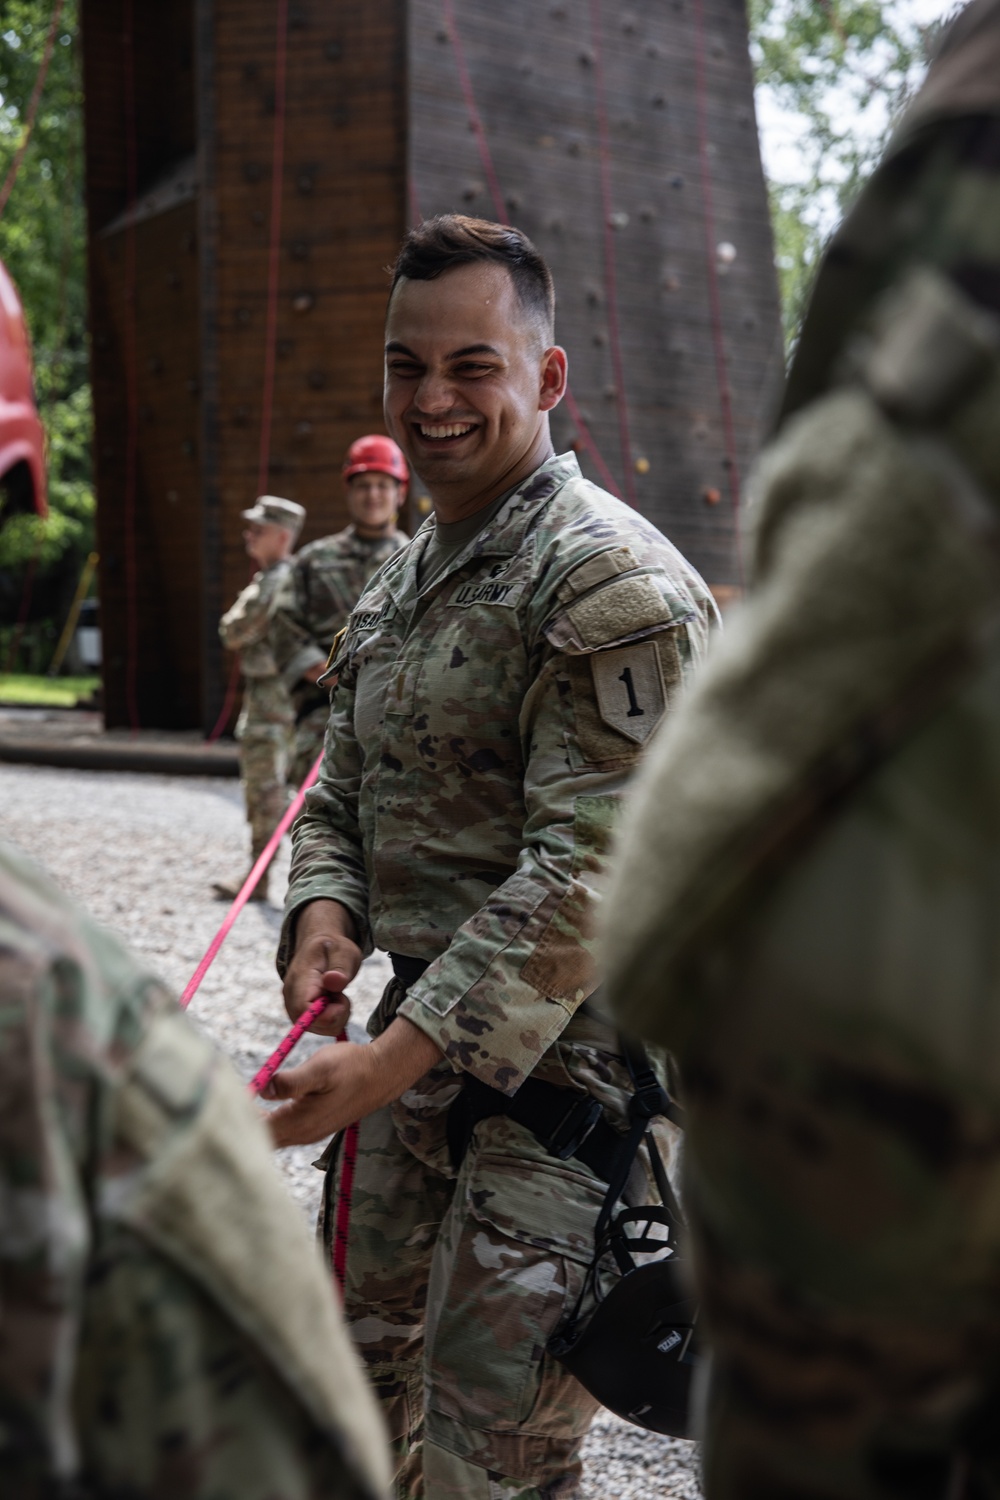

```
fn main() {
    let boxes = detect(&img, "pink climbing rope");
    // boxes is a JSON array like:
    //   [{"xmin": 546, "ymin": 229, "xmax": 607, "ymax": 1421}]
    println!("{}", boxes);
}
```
[
  {"xmin": 248, "ymin": 994, "xmax": 332, "ymax": 1096},
  {"xmin": 180, "ymin": 748, "xmax": 324, "ymax": 1008}
]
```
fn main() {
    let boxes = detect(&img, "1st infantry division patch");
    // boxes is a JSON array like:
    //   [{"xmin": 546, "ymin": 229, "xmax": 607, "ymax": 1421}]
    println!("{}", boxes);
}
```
[{"xmin": 591, "ymin": 641, "xmax": 666, "ymax": 745}]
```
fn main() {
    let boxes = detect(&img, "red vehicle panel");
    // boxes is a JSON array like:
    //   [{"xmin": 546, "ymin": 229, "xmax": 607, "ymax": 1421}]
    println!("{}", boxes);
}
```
[{"xmin": 0, "ymin": 258, "xmax": 46, "ymax": 518}]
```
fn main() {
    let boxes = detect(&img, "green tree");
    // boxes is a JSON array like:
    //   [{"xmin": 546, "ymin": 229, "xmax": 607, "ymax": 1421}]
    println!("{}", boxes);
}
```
[
  {"xmin": 749, "ymin": 0, "xmax": 959, "ymax": 349},
  {"xmin": 0, "ymin": 0, "xmax": 91, "ymax": 663}
]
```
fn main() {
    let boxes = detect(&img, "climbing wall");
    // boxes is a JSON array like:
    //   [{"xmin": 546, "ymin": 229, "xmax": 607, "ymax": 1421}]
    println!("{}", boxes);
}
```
[
  {"xmin": 411, "ymin": 0, "xmax": 781, "ymax": 592},
  {"xmin": 83, "ymin": 0, "xmax": 778, "ymax": 731}
]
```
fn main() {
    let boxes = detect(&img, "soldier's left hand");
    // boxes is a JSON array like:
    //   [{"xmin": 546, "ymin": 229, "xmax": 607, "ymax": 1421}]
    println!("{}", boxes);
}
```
[{"xmin": 263, "ymin": 1016, "xmax": 443, "ymax": 1146}]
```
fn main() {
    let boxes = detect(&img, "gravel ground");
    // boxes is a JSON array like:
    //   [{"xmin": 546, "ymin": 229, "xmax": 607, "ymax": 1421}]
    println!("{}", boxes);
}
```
[{"xmin": 0, "ymin": 761, "xmax": 701, "ymax": 1498}]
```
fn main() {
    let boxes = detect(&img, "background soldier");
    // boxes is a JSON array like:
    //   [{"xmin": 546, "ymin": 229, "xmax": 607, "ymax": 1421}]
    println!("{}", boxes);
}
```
[
  {"xmin": 265, "ymin": 217, "xmax": 717, "ymax": 1498},
  {"xmin": 603, "ymin": 2, "xmax": 1000, "ymax": 1496},
  {"xmin": 214, "ymin": 494, "xmax": 305, "ymax": 903},
  {"xmin": 274, "ymin": 436, "xmax": 409, "ymax": 787}
]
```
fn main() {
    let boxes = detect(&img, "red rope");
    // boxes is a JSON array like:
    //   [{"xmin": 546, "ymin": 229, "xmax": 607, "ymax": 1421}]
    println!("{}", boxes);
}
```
[
  {"xmin": 205, "ymin": 653, "xmax": 242, "ymax": 741},
  {"xmin": 180, "ymin": 748, "xmax": 324, "ymax": 1009},
  {"xmin": 333, "ymin": 1109, "xmax": 359, "ymax": 1292},
  {"xmin": 438, "ymin": 0, "xmax": 623, "ymax": 501},
  {"xmin": 122, "ymin": 0, "xmax": 140, "ymax": 729},
  {"xmin": 257, "ymin": 0, "xmax": 290, "ymax": 495},
  {"xmin": 440, "ymin": 0, "xmax": 507, "ymax": 225},
  {"xmin": 693, "ymin": 0, "xmax": 745, "ymax": 586},
  {"xmin": 587, "ymin": 0, "xmax": 638, "ymax": 510},
  {"xmin": 206, "ymin": 0, "xmax": 288, "ymax": 741},
  {"xmin": 0, "ymin": 0, "xmax": 65, "ymax": 222}
]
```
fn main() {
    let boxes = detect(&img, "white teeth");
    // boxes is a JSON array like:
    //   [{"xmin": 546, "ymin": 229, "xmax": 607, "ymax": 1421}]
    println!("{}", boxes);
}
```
[{"xmin": 419, "ymin": 423, "xmax": 473, "ymax": 439}]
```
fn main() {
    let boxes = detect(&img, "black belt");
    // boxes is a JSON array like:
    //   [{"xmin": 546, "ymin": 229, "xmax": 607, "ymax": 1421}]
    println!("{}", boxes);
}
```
[{"xmin": 389, "ymin": 951, "xmax": 634, "ymax": 1185}]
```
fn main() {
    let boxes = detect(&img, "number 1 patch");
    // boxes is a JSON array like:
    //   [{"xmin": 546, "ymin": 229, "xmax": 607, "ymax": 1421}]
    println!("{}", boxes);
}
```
[{"xmin": 590, "ymin": 641, "xmax": 666, "ymax": 746}]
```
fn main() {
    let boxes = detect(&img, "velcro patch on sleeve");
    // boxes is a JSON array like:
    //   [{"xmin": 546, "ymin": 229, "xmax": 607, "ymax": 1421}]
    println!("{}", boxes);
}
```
[
  {"xmin": 591, "ymin": 641, "xmax": 665, "ymax": 746},
  {"xmin": 556, "ymin": 546, "xmax": 639, "ymax": 604},
  {"xmin": 565, "ymin": 574, "xmax": 673, "ymax": 650}
]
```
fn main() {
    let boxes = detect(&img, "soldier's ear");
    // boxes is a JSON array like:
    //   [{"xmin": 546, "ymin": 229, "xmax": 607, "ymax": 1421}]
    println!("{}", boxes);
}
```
[{"xmin": 539, "ymin": 346, "xmax": 568, "ymax": 412}]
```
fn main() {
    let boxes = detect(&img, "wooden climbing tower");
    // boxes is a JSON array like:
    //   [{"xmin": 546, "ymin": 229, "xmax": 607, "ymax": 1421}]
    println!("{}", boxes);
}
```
[{"xmin": 81, "ymin": 0, "xmax": 779, "ymax": 731}]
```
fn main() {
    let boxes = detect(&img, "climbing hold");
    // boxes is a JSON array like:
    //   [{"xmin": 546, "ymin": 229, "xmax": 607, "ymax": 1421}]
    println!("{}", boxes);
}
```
[
  {"xmin": 292, "ymin": 293, "xmax": 314, "ymax": 313},
  {"xmin": 608, "ymin": 211, "xmax": 629, "ymax": 230},
  {"xmin": 703, "ymin": 486, "xmax": 721, "ymax": 505},
  {"xmin": 634, "ymin": 457, "xmax": 650, "ymax": 475},
  {"xmin": 716, "ymin": 241, "xmax": 737, "ymax": 265}
]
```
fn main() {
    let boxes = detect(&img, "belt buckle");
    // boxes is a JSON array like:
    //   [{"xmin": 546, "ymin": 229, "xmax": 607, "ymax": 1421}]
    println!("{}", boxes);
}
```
[{"xmin": 549, "ymin": 1095, "xmax": 603, "ymax": 1161}]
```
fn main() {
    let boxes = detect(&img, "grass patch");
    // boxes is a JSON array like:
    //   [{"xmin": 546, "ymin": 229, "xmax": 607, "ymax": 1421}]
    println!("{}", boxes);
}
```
[{"xmin": 0, "ymin": 674, "xmax": 100, "ymax": 707}]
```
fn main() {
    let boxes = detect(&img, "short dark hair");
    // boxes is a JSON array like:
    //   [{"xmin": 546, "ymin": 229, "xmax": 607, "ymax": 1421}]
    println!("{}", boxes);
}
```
[{"xmin": 389, "ymin": 215, "xmax": 555, "ymax": 339}]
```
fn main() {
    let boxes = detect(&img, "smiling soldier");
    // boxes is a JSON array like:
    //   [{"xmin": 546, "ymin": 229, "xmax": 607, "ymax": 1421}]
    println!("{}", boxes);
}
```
[{"xmin": 266, "ymin": 216, "xmax": 718, "ymax": 1499}]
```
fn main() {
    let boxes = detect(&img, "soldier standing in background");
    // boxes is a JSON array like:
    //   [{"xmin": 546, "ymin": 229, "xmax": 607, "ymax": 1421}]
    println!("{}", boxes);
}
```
[
  {"xmin": 274, "ymin": 436, "xmax": 409, "ymax": 787},
  {"xmin": 602, "ymin": 3, "xmax": 1000, "ymax": 1496},
  {"xmin": 213, "ymin": 494, "xmax": 305, "ymax": 903},
  {"xmin": 265, "ymin": 217, "xmax": 717, "ymax": 1498}
]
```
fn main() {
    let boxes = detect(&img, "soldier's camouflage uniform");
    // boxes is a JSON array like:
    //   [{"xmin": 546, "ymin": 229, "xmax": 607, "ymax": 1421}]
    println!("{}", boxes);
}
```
[
  {"xmin": 603, "ymin": 4, "xmax": 1000, "ymax": 1496},
  {"xmin": 219, "ymin": 558, "xmax": 296, "ymax": 860},
  {"xmin": 0, "ymin": 839, "xmax": 390, "ymax": 1500},
  {"xmin": 272, "ymin": 525, "xmax": 407, "ymax": 788},
  {"xmin": 279, "ymin": 452, "xmax": 717, "ymax": 1498}
]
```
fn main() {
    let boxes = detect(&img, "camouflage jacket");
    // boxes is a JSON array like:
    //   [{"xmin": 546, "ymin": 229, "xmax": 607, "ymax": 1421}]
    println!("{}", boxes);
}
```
[
  {"xmin": 0, "ymin": 842, "xmax": 389, "ymax": 1499},
  {"xmin": 281, "ymin": 453, "xmax": 717, "ymax": 1103},
  {"xmin": 218, "ymin": 558, "xmax": 293, "ymax": 680},
  {"xmin": 273, "ymin": 525, "xmax": 408, "ymax": 686}
]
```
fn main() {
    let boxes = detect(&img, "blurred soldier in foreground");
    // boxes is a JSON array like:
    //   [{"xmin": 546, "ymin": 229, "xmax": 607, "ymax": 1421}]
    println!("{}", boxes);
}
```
[
  {"xmin": 273, "ymin": 437, "xmax": 408, "ymax": 787},
  {"xmin": 603, "ymin": 3, "xmax": 1000, "ymax": 1496},
  {"xmin": 267, "ymin": 216, "xmax": 717, "ymax": 1498},
  {"xmin": 0, "ymin": 845, "xmax": 389, "ymax": 1499},
  {"xmin": 0, "ymin": 481, "xmax": 389, "ymax": 1496},
  {"xmin": 214, "ymin": 494, "xmax": 305, "ymax": 903}
]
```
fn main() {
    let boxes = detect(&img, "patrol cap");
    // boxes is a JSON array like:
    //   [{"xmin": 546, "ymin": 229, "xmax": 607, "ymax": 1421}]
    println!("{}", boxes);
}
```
[{"xmin": 240, "ymin": 495, "xmax": 306, "ymax": 535}]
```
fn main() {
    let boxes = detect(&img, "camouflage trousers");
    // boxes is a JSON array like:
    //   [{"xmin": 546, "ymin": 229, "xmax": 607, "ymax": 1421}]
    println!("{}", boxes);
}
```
[
  {"xmin": 321, "ymin": 1081, "xmax": 606, "ymax": 1498},
  {"xmin": 237, "ymin": 714, "xmax": 293, "ymax": 853}
]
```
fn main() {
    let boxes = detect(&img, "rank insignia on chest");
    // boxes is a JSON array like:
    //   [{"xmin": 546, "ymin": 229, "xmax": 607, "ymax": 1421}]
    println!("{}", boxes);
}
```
[
  {"xmin": 591, "ymin": 641, "xmax": 666, "ymax": 745},
  {"xmin": 449, "ymin": 577, "xmax": 524, "ymax": 608}
]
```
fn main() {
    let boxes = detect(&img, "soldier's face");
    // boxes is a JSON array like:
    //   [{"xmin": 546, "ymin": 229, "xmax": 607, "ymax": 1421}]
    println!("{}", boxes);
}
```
[
  {"xmin": 345, "ymin": 472, "xmax": 401, "ymax": 537},
  {"xmin": 243, "ymin": 520, "xmax": 293, "ymax": 567},
  {"xmin": 384, "ymin": 262, "xmax": 566, "ymax": 511}
]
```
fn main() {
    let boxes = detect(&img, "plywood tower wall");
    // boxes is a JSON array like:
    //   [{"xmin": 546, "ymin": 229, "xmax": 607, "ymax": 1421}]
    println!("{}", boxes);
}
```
[{"xmin": 82, "ymin": 0, "xmax": 780, "ymax": 731}]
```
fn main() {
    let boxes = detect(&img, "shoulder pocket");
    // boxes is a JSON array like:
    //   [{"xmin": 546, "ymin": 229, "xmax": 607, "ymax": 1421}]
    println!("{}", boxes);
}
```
[{"xmin": 544, "ymin": 573, "xmax": 686, "ymax": 769}]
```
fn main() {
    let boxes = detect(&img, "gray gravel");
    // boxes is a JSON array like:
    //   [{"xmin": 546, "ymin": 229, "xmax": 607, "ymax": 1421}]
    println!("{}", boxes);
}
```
[{"xmin": 0, "ymin": 761, "xmax": 700, "ymax": 1498}]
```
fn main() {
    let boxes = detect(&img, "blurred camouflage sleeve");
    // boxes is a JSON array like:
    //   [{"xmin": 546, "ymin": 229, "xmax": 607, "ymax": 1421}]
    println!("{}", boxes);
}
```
[
  {"xmin": 218, "ymin": 563, "xmax": 289, "ymax": 655},
  {"xmin": 271, "ymin": 552, "xmax": 330, "ymax": 686},
  {"xmin": 0, "ymin": 843, "xmax": 389, "ymax": 1499}
]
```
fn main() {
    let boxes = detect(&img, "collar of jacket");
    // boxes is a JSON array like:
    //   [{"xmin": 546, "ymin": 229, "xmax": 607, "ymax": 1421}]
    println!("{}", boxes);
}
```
[{"xmin": 380, "ymin": 450, "xmax": 581, "ymax": 612}]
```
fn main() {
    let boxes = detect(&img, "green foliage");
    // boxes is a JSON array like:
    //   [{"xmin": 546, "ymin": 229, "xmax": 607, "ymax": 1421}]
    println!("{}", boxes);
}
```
[
  {"xmin": 0, "ymin": 0, "xmax": 92, "ymax": 586},
  {"xmin": 749, "ymin": 0, "xmax": 959, "ymax": 349},
  {"xmin": 0, "ymin": 670, "xmax": 97, "ymax": 704}
]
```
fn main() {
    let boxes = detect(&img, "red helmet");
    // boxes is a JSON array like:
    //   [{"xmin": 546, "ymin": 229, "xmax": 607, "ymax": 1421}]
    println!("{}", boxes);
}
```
[{"xmin": 343, "ymin": 434, "xmax": 409, "ymax": 489}]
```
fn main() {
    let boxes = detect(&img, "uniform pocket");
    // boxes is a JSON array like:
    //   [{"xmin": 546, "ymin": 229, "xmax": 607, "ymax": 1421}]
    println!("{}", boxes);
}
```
[{"xmin": 425, "ymin": 1136, "xmax": 604, "ymax": 1433}]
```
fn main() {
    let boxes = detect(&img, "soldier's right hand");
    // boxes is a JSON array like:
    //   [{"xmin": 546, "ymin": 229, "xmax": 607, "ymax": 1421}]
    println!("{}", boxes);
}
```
[{"xmin": 283, "ymin": 899, "xmax": 363, "ymax": 1037}]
